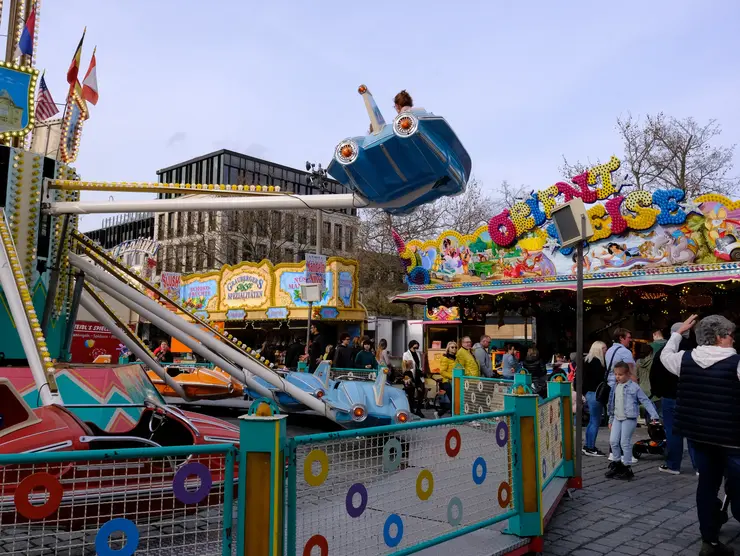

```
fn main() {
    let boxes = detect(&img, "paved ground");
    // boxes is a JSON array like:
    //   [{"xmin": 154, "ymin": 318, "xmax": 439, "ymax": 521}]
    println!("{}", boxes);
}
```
[{"xmin": 545, "ymin": 426, "xmax": 740, "ymax": 556}]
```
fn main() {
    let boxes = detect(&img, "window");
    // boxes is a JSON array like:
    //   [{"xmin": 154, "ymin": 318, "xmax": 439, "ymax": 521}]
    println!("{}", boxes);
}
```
[
  {"xmin": 167, "ymin": 213, "xmax": 174, "ymax": 236},
  {"xmin": 197, "ymin": 213, "xmax": 205, "ymax": 234},
  {"xmin": 284, "ymin": 249, "xmax": 294, "ymax": 263},
  {"xmin": 284, "ymin": 214, "xmax": 294, "ymax": 241},
  {"xmin": 334, "ymin": 224, "xmax": 343, "ymax": 250},
  {"xmin": 256, "ymin": 243, "xmax": 267, "ymax": 261},
  {"xmin": 228, "ymin": 212, "xmax": 239, "ymax": 232},
  {"xmin": 196, "ymin": 243, "xmax": 205, "ymax": 270},
  {"xmin": 187, "ymin": 212, "xmax": 194, "ymax": 235},
  {"xmin": 309, "ymin": 219, "xmax": 316, "ymax": 246},
  {"xmin": 242, "ymin": 242, "xmax": 253, "ymax": 262},
  {"xmin": 176, "ymin": 245, "xmax": 184, "ymax": 272},
  {"xmin": 323, "ymin": 221, "xmax": 331, "ymax": 247},
  {"xmin": 185, "ymin": 243, "xmax": 193, "ymax": 272},
  {"xmin": 271, "ymin": 212, "xmax": 282, "ymax": 232},
  {"xmin": 157, "ymin": 215, "xmax": 165, "ymax": 240},
  {"xmin": 227, "ymin": 241, "xmax": 238, "ymax": 264},
  {"xmin": 297, "ymin": 217, "xmax": 307, "ymax": 243},
  {"xmin": 207, "ymin": 239, "xmax": 216, "ymax": 268},
  {"xmin": 176, "ymin": 213, "xmax": 184, "ymax": 237},
  {"xmin": 209, "ymin": 212, "xmax": 217, "ymax": 232},
  {"xmin": 347, "ymin": 227, "xmax": 355, "ymax": 250}
]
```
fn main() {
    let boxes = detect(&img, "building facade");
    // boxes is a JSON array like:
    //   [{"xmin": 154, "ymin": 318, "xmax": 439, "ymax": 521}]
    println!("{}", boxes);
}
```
[
  {"xmin": 154, "ymin": 150, "xmax": 359, "ymax": 274},
  {"xmin": 85, "ymin": 213, "xmax": 155, "ymax": 249}
]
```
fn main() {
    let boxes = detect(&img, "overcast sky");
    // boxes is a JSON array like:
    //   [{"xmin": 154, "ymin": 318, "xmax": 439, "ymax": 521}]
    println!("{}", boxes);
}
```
[{"xmin": 31, "ymin": 0, "xmax": 740, "ymax": 231}]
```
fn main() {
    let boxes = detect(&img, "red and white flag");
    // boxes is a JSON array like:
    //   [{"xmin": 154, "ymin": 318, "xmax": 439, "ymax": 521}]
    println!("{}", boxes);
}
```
[
  {"xmin": 35, "ymin": 74, "xmax": 59, "ymax": 121},
  {"xmin": 82, "ymin": 47, "xmax": 98, "ymax": 106}
]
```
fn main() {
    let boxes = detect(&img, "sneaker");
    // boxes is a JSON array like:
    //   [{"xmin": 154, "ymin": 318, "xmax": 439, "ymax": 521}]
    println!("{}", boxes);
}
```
[
  {"xmin": 658, "ymin": 464, "xmax": 680, "ymax": 475},
  {"xmin": 699, "ymin": 540, "xmax": 734, "ymax": 556},
  {"xmin": 605, "ymin": 461, "xmax": 623, "ymax": 478},
  {"xmin": 615, "ymin": 465, "xmax": 635, "ymax": 480},
  {"xmin": 433, "ymin": 411, "xmax": 439, "ymax": 419},
  {"xmin": 582, "ymin": 447, "xmax": 606, "ymax": 457}
]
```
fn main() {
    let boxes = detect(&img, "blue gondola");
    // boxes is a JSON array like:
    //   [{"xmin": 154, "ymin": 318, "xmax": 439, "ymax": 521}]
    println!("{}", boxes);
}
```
[
  {"xmin": 327, "ymin": 85, "xmax": 472, "ymax": 215},
  {"xmin": 243, "ymin": 362, "xmax": 410, "ymax": 428}
]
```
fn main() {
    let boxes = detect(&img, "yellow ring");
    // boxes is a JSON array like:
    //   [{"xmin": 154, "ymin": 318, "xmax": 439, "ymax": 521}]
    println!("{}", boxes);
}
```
[
  {"xmin": 303, "ymin": 449, "xmax": 329, "ymax": 487},
  {"xmin": 416, "ymin": 469, "xmax": 434, "ymax": 500}
]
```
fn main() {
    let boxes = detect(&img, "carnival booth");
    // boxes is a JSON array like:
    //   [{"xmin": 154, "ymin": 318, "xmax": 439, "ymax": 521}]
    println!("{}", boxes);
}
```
[
  {"xmin": 393, "ymin": 156, "xmax": 740, "ymax": 353},
  {"xmin": 176, "ymin": 257, "xmax": 367, "ymax": 364}
]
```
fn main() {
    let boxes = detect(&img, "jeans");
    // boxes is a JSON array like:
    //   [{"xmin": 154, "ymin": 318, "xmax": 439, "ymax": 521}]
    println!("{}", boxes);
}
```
[
  {"xmin": 609, "ymin": 418, "xmax": 637, "ymax": 464},
  {"xmin": 437, "ymin": 382, "xmax": 452, "ymax": 417},
  {"xmin": 585, "ymin": 391, "xmax": 603, "ymax": 449},
  {"xmin": 662, "ymin": 397, "xmax": 697, "ymax": 472},
  {"xmin": 689, "ymin": 440, "xmax": 740, "ymax": 543}
]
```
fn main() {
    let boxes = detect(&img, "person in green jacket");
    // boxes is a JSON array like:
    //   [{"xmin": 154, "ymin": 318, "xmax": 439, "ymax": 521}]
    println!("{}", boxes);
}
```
[
  {"xmin": 456, "ymin": 336, "xmax": 480, "ymax": 377},
  {"xmin": 354, "ymin": 339, "xmax": 378, "ymax": 370}
]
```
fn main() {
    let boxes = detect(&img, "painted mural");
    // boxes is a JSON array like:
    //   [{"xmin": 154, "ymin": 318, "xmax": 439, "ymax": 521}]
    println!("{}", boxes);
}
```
[{"xmin": 396, "ymin": 156, "xmax": 740, "ymax": 287}]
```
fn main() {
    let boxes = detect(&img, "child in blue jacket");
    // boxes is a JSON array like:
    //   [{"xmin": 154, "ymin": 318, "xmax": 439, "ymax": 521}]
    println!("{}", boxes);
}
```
[{"xmin": 606, "ymin": 361, "xmax": 660, "ymax": 480}]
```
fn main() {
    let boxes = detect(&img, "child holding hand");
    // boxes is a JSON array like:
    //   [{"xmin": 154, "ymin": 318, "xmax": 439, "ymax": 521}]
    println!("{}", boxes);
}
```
[{"xmin": 606, "ymin": 361, "xmax": 660, "ymax": 480}]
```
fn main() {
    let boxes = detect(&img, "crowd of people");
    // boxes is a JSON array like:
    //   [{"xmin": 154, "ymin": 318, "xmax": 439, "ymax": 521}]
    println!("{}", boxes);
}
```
[{"xmin": 575, "ymin": 315, "xmax": 739, "ymax": 556}]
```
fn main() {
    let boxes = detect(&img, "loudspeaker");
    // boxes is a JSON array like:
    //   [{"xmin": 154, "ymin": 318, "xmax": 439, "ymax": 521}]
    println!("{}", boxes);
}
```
[{"xmin": 551, "ymin": 198, "xmax": 593, "ymax": 248}]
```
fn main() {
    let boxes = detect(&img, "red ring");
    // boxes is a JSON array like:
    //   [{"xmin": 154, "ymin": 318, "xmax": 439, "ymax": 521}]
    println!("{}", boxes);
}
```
[
  {"xmin": 303, "ymin": 534, "xmax": 328, "ymax": 556},
  {"xmin": 445, "ymin": 429, "xmax": 461, "ymax": 458},
  {"xmin": 498, "ymin": 481, "xmax": 512, "ymax": 508},
  {"xmin": 14, "ymin": 472, "xmax": 63, "ymax": 520}
]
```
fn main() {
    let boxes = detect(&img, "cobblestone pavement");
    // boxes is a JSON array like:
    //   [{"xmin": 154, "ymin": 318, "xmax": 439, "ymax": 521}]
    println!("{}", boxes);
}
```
[{"xmin": 545, "ymin": 426, "xmax": 740, "ymax": 555}]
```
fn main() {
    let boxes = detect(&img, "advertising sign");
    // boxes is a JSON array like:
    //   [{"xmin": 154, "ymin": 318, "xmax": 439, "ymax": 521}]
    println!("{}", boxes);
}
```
[
  {"xmin": 220, "ymin": 263, "xmax": 271, "ymax": 309},
  {"xmin": 305, "ymin": 253, "xmax": 327, "ymax": 288},
  {"xmin": 278, "ymin": 270, "xmax": 331, "ymax": 308},
  {"xmin": 69, "ymin": 321, "xmax": 133, "ymax": 364},
  {"xmin": 180, "ymin": 278, "xmax": 218, "ymax": 312},
  {"xmin": 160, "ymin": 272, "xmax": 181, "ymax": 302}
]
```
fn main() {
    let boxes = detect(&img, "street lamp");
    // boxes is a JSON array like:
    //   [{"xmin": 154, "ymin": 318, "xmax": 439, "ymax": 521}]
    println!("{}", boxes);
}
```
[
  {"xmin": 306, "ymin": 161, "xmax": 330, "ymax": 256},
  {"xmin": 551, "ymin": 198, "xmax": 593, "ymax": 483}
]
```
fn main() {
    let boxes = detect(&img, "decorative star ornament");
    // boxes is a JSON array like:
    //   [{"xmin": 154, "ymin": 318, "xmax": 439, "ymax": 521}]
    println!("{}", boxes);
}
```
[
  {"xmin": 681, "ymin": 199, "xmax": 703, "ymax": 215},
  {"xmin": 544, "ymin": 237, "xmax": 560, "ymax": 252}
]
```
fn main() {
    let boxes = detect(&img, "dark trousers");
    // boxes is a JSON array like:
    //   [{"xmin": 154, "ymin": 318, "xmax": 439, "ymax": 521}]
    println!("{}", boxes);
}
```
[
  {"xmin": 403, "ymin": 378, "xmax": 424, "ymax": 414},
  {"xmin": 689, "ymin": 440, "xmax": 740, "ymax": 543},
  {"xmin": 663, "ymin": 397, "xmax": 697, "ymax": 472},
  {"xmin": 437, "ymin": 381, "xmax": 452, "ymax": 417}
]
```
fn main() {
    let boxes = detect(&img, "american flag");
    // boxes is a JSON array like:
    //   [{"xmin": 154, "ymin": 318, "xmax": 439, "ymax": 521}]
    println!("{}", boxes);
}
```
[{"xmin": 36, "ymin": 75, "xmax": 59, "ymax": 121}]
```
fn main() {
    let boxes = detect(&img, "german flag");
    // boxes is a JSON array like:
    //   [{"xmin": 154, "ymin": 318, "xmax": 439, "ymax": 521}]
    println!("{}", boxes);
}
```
[{"xmin": 66, "ymin": 28, "xmax": 86, "ymax": 86}]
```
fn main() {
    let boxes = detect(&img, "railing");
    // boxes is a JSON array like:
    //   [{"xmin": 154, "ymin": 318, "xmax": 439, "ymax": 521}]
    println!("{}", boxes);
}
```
[
  {"xmin": 327, "ymin": 367, "xmax": 379, "ymax": 381},
  {"xmin": 0, "ymin": 444, "xmax": 236, "ymax": 556},
  {"xmin": 538, "ymin": 396, "xmax": 564, "ymax": 488},
  {"xmin": 287, "ymin": 411, "xmax": 518, "ymax": 556},
  {"xmin": 458, "ymin": 373, "xmax": 513, "ymax": 414}
]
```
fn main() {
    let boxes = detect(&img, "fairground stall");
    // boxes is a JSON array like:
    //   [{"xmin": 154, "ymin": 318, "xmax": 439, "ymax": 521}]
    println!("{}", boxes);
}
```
[
  {"xmin": 175, "ymin": 257, "xmax": 367, "ymax": 365},
  {"xmin": 392, "ymin": 156, "xmax": 740, "ymax": 360}
]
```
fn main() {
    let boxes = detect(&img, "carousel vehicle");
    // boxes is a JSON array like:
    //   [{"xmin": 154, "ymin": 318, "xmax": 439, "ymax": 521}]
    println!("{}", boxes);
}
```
[
  {"xmin": 146, "ymin": 364, "xmax": 244, "ymax": 400},
  {"xmin": 327, "ymin": 85, "xmax": 471, "ymax": 215},
  {"xmin": 242, "ymin": 362, "xmax": 410, "ymax": 428},
  {"xmin": 0, "ymin": 377, "xmax": 239, "ymax": 528},
  {"xmin": 714, "ymin": 234, "xmax": 740, "ymax": 261}
]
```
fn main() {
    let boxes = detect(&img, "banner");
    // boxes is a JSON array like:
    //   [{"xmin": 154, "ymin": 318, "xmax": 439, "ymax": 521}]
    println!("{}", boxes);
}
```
[
  {"xmin": 160, "ymin": 271, "xmax": 181, "ymax": 302},
  {"xmin": 305, "ymin": 253, "xmax": 327, "ymax": 288}
]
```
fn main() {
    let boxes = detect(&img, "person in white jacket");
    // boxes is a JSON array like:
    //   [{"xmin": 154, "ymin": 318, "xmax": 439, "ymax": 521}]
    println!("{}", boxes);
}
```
[{"xmin": 660, "ymin": 314, "xmax": 740, "ymax": 556}]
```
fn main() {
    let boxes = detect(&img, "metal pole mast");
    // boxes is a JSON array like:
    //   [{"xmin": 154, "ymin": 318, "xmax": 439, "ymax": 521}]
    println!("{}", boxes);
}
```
[{"xmin": 574, "ymin": 214, "xmax": 586, "ymax": 481}]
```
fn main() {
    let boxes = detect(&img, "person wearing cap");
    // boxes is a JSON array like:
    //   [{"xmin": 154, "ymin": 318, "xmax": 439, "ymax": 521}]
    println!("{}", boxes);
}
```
[
  {"xmin": 652, "ymin": 322, "xmax": 697, "ymax": 476},
  {"xmin": 660, "ymin": 314, "xmax": 740, "ymax": 556}
]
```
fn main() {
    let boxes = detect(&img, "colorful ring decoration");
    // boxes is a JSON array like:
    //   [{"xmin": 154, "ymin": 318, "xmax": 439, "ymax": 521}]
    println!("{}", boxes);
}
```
[
  {"xmin": 542, "ymin": 458, "xmax": 548, "ymax": 479},
  {"xmin": 470, "ymin": 392, "xmax": 476, "ymax": 404},
  {"xmin": 496, "ymin": 421, "xmax": 509, "ymax": 447},
  {"xmin": 472, "ymin": 457, "xmax": 487, "ymax": 485},
  {"xmin": 447, "ymin": 497, "xmax": 463, "ymax": 526},
  {"xmin": 477, "ymin": 381, "xmax": 484, "ymax": 392},
  {"xmin": 304, "ymin": 449, "xmax": 329, "ymax": 487},
  {"xmin": 498, "ymin": 482, "xmax": 512, "ymax": 508},
  {"xmin": 303, "ymin": 534, "xmax": 329, "ymax": 556},
  {"xmin": 382, "ymin": 438, "xmax": 403, "ymax": 472},
  {"xmin": 416, "ymin": 469, "xmax": 434, "ymax": 500},
  {"xmin": 345, "ymin": 483, "xmax": 368, "ymax": 518},
  {"xmin": 383, "ymin": 514, "xmax": 404, "ymax": 548},
  {"xmin": 14, "ymin": 472, "xmax": 63, "ymax": 520},
  {"xmin": 445, "ymin": 429, "xmax": 461, "ymax": 458},
  {"xmin": 173, "ymin": 462, "xmax": 213, "ymax": 505},
  {"xmin": 95, "ymin": 518, "xmax": 140, "ymax": 556}
]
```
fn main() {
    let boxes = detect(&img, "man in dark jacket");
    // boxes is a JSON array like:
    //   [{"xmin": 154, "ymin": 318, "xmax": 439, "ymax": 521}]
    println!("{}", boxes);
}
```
[
  {"xmin": 333, "ymin": 333, "xmax": 354, "ymax": 369},
  {"xmin": 308, "ymin": 325, "xmax": 324, "ymax": 372},
  {"xmin": 660, "ymin": 315, "xmax": 740, "ymax": 556}
]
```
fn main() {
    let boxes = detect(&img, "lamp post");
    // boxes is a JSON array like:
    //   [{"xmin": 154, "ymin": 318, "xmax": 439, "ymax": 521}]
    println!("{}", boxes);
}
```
[{"xmin": 306, "ymin": 162, "xmax": 330, "ymax": 256}]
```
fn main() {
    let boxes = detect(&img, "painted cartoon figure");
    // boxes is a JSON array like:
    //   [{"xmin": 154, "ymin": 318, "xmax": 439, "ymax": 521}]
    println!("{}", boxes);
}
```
[
  {"xmin": 705, "ymin": 206, "xmax": 740, "ymax": 248},
  {"xmin": 459, "ymin": 247, "xmax": 472, "ymax": 274}
]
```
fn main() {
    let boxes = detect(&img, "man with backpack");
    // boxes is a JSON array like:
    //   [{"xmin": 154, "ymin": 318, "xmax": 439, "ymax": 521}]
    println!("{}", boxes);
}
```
[{"xmin": 651, "ymin": 322, "xmax": 697, "ymax": 475}]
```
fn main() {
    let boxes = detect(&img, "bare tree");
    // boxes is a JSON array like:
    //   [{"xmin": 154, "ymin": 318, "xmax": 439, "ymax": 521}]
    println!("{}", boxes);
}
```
[{"xmin": 560, "ymin": 113, "xmax": 738, "ymax": 196}]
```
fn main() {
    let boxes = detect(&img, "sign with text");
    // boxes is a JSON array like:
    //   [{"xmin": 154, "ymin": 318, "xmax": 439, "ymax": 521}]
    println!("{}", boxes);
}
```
[
  {"xmin": 220, "ymin": 263, "xmax": 271, "ymax": 310},
  {"xmin": 305, "ymin": 253, "xmax": 327, "ymax": 288},
  {"xmin": 160, "ymin": 272, "xmax": 181, "ymax": 302}
]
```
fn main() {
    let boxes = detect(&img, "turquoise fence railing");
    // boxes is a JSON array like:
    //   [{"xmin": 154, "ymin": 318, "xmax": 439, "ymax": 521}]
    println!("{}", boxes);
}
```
[
  {"xmin": 284, "ymin": 403, "xmax": 544, "ymax": 556},
  {"xmin": 452, "ymin": 370, "xmax": 513, "ymax": 414},
  {"xmin": 0, "ymin": 443, "xmax": 236, "ymax": 556},
  {"xmin": 327, "ymin": 367, "xmax": 380, "ymax": 381}
]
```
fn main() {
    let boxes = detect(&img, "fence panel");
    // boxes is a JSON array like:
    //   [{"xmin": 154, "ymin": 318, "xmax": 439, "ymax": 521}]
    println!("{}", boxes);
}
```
[
  {"xmin": 328, "ymin": 368, "xmax": 379, "ymax": 382},
  {"xmin": 461, "ymin": 376, "xmax": 512, "ymax": 414},
  {"xmin": 0, "ymin": 444, "xmax": 235, "ymax": 556},
  {"xmin": 288, "ymin": 413, "xmax": 516, "ymax": 556},
  {"xmin": 538, "ymin": 396, "xmax": 563, "ymax": 487}
]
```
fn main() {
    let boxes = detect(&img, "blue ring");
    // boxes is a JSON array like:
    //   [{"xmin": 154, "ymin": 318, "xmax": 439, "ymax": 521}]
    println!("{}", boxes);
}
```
[
  {"xmin": 95, "ymin": 518, "xmax": 139, "ymax": 556},
  {"xmin": 472, "ymin": 457, "xmax": 487, "ymax": 485},
  {"xmin": 383, "ymin": 513, "xmax": 404, "ymax": 548}
]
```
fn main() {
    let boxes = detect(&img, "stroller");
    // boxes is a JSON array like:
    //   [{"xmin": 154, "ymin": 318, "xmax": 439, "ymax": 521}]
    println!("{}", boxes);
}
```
[{"xmin": 632, "ymin": 422, "xmax": 666, "ymax": 459}]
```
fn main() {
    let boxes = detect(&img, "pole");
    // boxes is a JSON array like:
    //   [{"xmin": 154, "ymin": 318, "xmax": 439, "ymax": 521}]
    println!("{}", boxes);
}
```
[
  {"xmin": 574, "ymin": 214, "xmax": 586, "ymax": 480},
  {"xmin": 4, "ymin": 0, "xmax": 19, "ymax": 64},
  {"xmin": 61, "ymin": 270, "xmax": 84, "ymax": 361},
  {"xmin": 40, "ymin": 214, "xmax": 69, "ymax": 333},
  {"xmin": 306, "ymin": 301, "xmax": 313, "ymax": 365},
  {"xmin": 316, "ymin": 210, "xmax": 323, "ymax": 255}
]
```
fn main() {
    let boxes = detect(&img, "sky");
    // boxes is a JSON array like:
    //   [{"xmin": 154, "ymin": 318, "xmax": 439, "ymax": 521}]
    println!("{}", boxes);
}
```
[{"xmin": 28, "ymin": 0, "xmax": 740, "ymax": 231}]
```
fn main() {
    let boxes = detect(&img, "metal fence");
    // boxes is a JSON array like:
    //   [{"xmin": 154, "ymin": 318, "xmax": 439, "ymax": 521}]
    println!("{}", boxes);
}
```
[
  {"xmin": 286, "ymin": 412, "xmax": 516, "ymax": 556},
  {"xmin": 460, "ymin": 376, "xmax": 512, "ymax": 414},
  {"xmin": 327, "ymin": 368, "xmax": 380, "ymax": 382},
  {"xmin": 0, "ymin": 444, "xmax": 235, "ymax": 556},
  {"xmin": 538, "ymin": 396, "xmax": 564, "ymax": 488}
]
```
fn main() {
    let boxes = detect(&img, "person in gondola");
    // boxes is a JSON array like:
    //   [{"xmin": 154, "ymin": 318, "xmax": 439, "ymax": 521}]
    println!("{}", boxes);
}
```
[{"xmin": 394, "ymin": 90, "xmax": 414, "ymax": 114}]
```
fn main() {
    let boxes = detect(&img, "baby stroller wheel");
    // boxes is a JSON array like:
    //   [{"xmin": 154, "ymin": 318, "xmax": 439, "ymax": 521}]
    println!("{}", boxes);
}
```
[{"xmin": 632, "ymin": 451, "xmax": 642, "ymax": 460}]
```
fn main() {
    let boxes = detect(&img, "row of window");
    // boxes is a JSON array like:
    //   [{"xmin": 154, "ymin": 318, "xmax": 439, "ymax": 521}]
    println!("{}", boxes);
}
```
[
  {"xmin": 156, "ymin": 211, "xmax": 355, "ymax": 251},
  {"xmin": 87, "ymin": 218, "xmax": 155, "ymax": 249}
]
